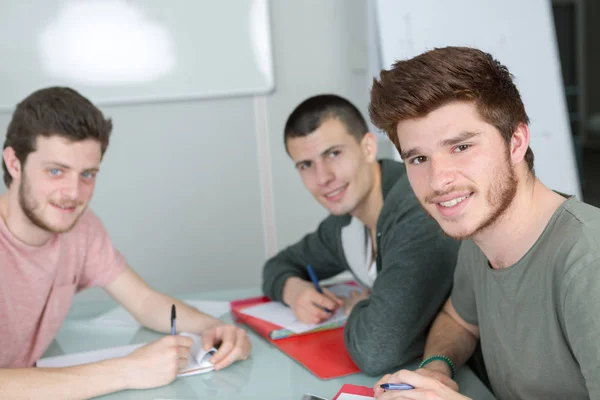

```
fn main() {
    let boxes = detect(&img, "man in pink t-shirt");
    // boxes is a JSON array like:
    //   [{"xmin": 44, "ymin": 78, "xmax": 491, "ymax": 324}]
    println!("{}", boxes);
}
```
[{"xmin": 0, "ymin": 87, "xmax": 251, "ymax": 398}]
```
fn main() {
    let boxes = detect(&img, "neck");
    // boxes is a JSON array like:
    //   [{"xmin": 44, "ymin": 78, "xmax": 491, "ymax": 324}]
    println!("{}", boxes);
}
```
[
  {"xmin": 351, "ymin": 162, "xmax": 383, "ymax": 233},
  {"xmin": 472, "ymin": 175, "xmax": 566, "ymax": 269},
  {"xmin": 0, "ymin": 189, "xmax": 54, "ymax": 247}
]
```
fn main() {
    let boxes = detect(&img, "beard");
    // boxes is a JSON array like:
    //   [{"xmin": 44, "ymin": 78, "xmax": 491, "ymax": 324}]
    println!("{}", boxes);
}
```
[
  {"xmin": 421, "ymin": 151, "xmax": 518, "ymax": 240},
  {"xmin": 18, "ymin": 173, "xmax": 83, "ymax": 234}
]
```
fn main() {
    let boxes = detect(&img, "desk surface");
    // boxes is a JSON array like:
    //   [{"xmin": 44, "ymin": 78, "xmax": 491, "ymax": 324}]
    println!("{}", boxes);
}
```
[{"xmin": 47, "ymin": 287, "xmax": 496, "ymax": 400}]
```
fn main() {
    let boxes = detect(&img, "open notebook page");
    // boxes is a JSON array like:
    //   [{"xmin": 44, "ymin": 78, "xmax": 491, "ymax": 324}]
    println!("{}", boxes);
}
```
[
  {"xmin": 240, "ymin": 282, "xmax": 359, "ymax": 334},
  {"xmin": 336, "ymin": 395, "xmax": 374, "ymax": 400},
  {"xmin": 37, "ymin": 333, "xmax": 216, "ymax": 377}
]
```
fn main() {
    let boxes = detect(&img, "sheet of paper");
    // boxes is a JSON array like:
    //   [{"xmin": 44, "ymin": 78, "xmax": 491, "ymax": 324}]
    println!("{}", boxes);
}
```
[
  {"xmin": 88, "ymin": 300, "xmax": 230, "ymax": 327},
  {"xmin": 37, "ymin": 333, "xmax": 216, "ymax": 377},
  {"xmin": 240, "ymin": 283, "xmax": 357, "ymax": 334},
  {"xmin": 336, "ymin": 395, "xmax": 374, "ymax": 400},
  {"xmin": 327, "ymin": 283, "xmax": 361, "ymax": 299}
]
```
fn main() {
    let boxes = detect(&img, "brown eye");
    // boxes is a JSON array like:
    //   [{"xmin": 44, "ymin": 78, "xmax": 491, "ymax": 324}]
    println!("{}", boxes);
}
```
[{"xmin": 411, "ymin": 156, "xmax": 427, "ymax": 165}]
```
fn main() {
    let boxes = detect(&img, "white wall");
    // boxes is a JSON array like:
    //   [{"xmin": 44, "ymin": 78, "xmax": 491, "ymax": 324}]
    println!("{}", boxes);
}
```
[
  {"xmin": 374, "ymin": 0, "xmax": 581, "ymax": 198},
  {"xmin": 0, "ymin": 1, "xmax": 395, "ymax": 302}
]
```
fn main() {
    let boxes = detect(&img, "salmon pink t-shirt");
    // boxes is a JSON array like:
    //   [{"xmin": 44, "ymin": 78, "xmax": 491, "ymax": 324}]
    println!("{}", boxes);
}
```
[{"xmin": 0, "ymin": 209, "xmax": 126, "ymax": 368}]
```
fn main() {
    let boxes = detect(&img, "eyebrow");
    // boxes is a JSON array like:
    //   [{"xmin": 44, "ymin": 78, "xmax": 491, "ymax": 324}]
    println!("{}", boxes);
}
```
[
  {"xmin": 439, "ymin": 130, "xmax": 482, "ymax": 148},
  {"xmin": 319, "ymin": 145, "xmax": 340, "ymax": 157},
  {"xmin": 401, "ymin": 131, "xmax": 482, "ymax": 160},
  {"xmin": 293, "ymin": 145, "xmax": 342, "ymax": 169}
]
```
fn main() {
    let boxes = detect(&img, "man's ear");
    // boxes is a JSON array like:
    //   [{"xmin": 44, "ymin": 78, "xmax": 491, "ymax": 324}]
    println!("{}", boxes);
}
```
[
  {"xmin": 510, "ymin": 123, "xmax": 530, "ymax": 165},
  {"xmin": 3, "ymin": 147, "xmax": 22, "ymax": 183},
  {"xmin": 361, "ymin": 132, "xmax": 378, "ymax": 162}
]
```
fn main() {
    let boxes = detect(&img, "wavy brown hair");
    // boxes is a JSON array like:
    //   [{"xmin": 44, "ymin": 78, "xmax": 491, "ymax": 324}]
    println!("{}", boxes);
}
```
[{"xmin": 369, "ymin": 46, "xmax": 534, "ymax": 173}]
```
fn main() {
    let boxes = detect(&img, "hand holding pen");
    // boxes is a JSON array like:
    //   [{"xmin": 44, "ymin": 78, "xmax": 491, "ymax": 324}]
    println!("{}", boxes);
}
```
[
  {"xmin": 171, "ymin": 304, "xmax": 177, "ymax": 335},
  {"xmin": 282, "ymin": 272, "xmax": 342, "ymax": 324},
  {"xmin": 374, "ymin": 369, "xmax": 466, "ymax": 400}
]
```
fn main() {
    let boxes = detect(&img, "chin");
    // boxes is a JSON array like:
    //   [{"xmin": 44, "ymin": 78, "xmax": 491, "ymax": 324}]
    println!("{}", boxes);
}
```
[
  {"xmin": 46, "ymin": 215, "xmax": 83, "ymax": 233},
  {"xmin": 438, "ymin": 222, "xmax": 476, "ymax": 240},
  {"xmin": 325, "ymin": 203, "xmax": 353, "ymax": 216}
]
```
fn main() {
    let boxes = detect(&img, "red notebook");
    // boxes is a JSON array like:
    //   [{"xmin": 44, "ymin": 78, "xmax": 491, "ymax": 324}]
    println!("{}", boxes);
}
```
[
  {"xmin": 332, "ymin": 384, "xmax": 375, "ymax": 399},
  {"xmin": 230, "ymin": 294, "xmax": 361, "ymax": 379}
]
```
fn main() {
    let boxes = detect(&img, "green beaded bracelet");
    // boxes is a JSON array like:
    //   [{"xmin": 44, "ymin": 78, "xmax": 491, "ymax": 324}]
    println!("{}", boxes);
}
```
[{"xmin": 419, "ymin": 354, "xmax": 456, "ymax": 379}]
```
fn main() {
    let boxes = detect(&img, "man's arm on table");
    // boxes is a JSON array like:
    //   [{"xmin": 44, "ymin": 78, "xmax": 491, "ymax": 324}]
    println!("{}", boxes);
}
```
[
  {"xmin": 262, "ymin": 216, "xmax": 347, "ymax": 323},
  {"xmin": 105, "ymin": 266, "xmax": 251, "ymax": 370},
  {"xmin": 343, "ymin": 203, "xmax": 459, "ymax": 376},
  {"xmin": 419, "ymin": 298, "xmax": 480, "ymax": 377},
  {"xmin": 0, "ymin": 335, "xmax": 193, "ymax": 400},
  {"xmin": 374, "ymin": 298, "xmax": 479, "ymax": 397}
]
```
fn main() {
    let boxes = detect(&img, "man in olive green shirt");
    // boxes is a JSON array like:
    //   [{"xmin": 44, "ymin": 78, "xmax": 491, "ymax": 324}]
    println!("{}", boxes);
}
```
[{"xmin": 370, "ymin": 46, "xmax": 600, "ymax": 400}]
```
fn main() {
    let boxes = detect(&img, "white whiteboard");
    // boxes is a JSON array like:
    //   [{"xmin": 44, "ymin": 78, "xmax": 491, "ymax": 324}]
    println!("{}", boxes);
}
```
[
  {"xmin": 0, "ymin": 0, "xmax": 274, "ymax": 109},
  {"xmin": 374, "ymin": 0, "xmax": 581, "ymax": 199}
]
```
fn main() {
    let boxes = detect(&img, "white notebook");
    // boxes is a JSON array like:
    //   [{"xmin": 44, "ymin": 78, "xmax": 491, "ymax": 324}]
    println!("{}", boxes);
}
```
[
  {"xmin": 240, "ymin": 282, "xmax": 358, "ymax": 334},
  {"xmin": 37, "ymin": 332, "xmax": 216, "ymax": 377}
]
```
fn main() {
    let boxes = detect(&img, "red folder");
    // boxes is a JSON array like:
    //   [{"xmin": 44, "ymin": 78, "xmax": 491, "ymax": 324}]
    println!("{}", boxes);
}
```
[
  {"xmin": 332, "ymin": 384, "xmax": 375, "ymax": 399},
  {"xmin": 230, "ymin": 295, "xmax": 361, "ymax": 379}
]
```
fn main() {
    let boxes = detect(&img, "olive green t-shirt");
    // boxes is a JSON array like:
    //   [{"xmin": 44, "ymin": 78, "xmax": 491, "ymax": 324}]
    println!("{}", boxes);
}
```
[{"xmin": 452, "ymin": 197, "xmax": 600, "ymax": 400}]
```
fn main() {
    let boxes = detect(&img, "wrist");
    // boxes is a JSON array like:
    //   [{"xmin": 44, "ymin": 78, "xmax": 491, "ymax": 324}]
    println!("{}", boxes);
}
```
[
  {"xmin": 282, "ymin": 277, "xmax": 305, "ymax": 306},
  {"xmin": 419, "ymin": 355, "xmax": 456, "ymax": 379},
  {"xmin": 104, "ymin": 357, "xmax": 134, "ymax": 391}
]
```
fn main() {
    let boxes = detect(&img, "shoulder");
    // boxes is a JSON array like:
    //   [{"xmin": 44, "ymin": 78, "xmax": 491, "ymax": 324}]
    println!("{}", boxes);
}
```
[
  {"xmin": 539, "ymin": 199, "xmax": 600, "ymax": 298},
  {"xmin": 551, "ymin": 199, "xmax": 600, "ymax": 275}
]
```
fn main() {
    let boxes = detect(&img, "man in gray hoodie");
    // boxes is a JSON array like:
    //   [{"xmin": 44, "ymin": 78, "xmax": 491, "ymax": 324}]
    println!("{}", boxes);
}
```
[{"xmin": 262, "ymin": 94, "xmax": 459, "ymax": 375}]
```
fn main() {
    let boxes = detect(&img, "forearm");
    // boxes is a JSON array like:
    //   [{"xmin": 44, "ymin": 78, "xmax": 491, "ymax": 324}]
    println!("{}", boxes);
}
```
[
  {"xmin": 344, "ymin": 299, "xmax": 428, "ymax": 376},
  {"xmin": 0, "ymin": 359, "xmax": 128, "ymax": 400},
  {"xmin": 281, "ymin": 276, "xmax": 307, "ymax": 306},
  {"xmin": 422, "ymin": 311, "xmax": 478, "ymax": 375},
  {"xmin": 135, "ymin": 291, "xmax": 222, "ymax": 334}
]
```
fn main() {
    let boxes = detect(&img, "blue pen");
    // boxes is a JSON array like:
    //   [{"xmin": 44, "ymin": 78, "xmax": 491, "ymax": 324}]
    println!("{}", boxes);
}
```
[
  {"xmin": 170, "ymin": 304, "xmax": 176, "ymax": 335},
  {"xmin": 380, "ymin": 383, "xmax": 415, "ymax": 390},
  {"xmin": 306, "ymin": 265, "xmax": 332, "ymax": 313}
]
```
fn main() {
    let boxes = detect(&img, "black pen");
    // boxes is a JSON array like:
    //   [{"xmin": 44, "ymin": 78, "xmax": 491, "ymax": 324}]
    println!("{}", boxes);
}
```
[{"xmin": 170, "ymin": 304, "xmax": 176, "ymax": 335}]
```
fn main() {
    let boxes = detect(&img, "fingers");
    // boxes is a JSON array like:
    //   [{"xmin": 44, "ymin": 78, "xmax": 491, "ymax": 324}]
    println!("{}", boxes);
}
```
[
  {"xmin": 177, "ymin": 345, "xmax": 191, "ymax": 370},
  {"xmin": 388, "ymin": 370, "xmax": 451, "ymax": 393},
  {"xmin": 294, "ymin": 291, "xmax": 336, "ymax": 324},
  {"xmin": 201, "ymin": 327, "xmax": 217, "ymax": 349},
  {"xmin": 212, "ymin": 327, "xmax": 249, "ymax": 370},
  {"xmin": 415, "ymin": 368, "xmax": 459, "ymax": 392},
  {"xmin": 374, "ymin": 374, "xmax": 392, "ymax": 396},
  {"xmin": 208, "ymin": 326, "xmax": 236, "ymax": 366},
  {"xmin": 316, "ymin": 291, "xmax": 339, "ymax": 310},
  {"xmin": 177, "ymin": 345, "xmax": 191, "ymax": 361},
  {"xmin": 203, "ymin": 325, "xmax": 251, "ymax": 371},
  {"xmin": 299, "ymin": 302, "xmax": 332, "ymax": 323},
  {"xmin": 173, "ymin": 334, "xmax": 194, "ymax": 348},
  {"xmin": 377, "ymin": 389, "xmax": 443, "ymax": 400}
]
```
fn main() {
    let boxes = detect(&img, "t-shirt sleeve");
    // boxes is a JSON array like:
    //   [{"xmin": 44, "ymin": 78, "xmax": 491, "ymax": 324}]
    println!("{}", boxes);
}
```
[
  {"xmin": 450, "ymin": 240, "xmax": 479, "ymax": 326},
  {"xmin": 77, "ymin": 211, "xmax": 127, "ymax": 290},
  {"xmin": 563, "ymin": 257, "xmax": 600, "ymax": 398}
]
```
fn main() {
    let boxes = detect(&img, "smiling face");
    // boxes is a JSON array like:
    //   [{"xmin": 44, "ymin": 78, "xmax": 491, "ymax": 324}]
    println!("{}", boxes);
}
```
[
  {"xmin": 286, "ymin": 118, "xmax": 378, "ymax": 216},
  {"xmin": 396, "ymin": 102, "xmax": 519, "ymax": 240},
  {"xmin": 13, "ymin": 136, "xmax": 101, "ymax": 233}
]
